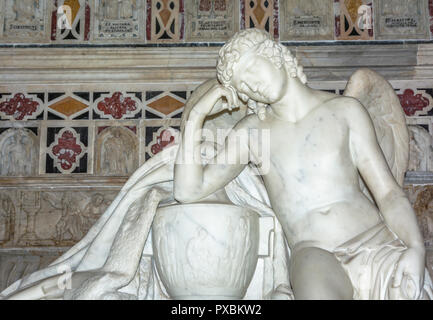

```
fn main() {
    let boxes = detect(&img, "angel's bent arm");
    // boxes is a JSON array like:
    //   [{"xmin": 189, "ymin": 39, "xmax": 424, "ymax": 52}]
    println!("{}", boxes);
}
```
[{"xmin": 174, "ymin": 108, "xmax": 251, "ymax": 203}]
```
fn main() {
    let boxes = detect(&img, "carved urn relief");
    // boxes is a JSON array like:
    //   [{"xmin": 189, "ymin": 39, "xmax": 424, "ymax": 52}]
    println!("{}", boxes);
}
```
[{"xmin": 152, "ymin": 203, "xmax": 260, "ymax": 300}]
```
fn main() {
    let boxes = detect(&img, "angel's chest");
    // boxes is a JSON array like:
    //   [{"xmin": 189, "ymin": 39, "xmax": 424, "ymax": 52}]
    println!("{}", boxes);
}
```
[{"xmin": 266, "ymin": 114, "xmax": 349, "ymax": 159}]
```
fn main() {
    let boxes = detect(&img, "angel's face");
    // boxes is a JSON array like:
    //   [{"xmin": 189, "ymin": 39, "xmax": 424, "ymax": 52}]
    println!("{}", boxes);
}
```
[{"xmin": 230, "ymin": 52, "xmax": 287, "ymax": 105}]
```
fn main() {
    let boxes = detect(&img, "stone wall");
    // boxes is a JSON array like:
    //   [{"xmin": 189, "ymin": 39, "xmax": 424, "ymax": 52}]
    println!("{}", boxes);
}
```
[
  {"xmin": 1, "ymin": 0, "xmax": 433, "ymax": 294},
  {"xmin": 1, "ymin": 1, "xmax": 433, "ymax": 44}
]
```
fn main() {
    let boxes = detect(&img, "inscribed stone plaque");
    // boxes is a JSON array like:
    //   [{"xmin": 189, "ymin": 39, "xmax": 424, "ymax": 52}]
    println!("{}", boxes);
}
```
[
  {"xmin": 185, "ymin": 0, "xmax": 239, "ymax": 42},
  {"xmin": 375, "ymin": 0, "xmax": 429, "ymax": 39},
  {"xmin": 281, "ymin": 0, "xmax": 334, "ymax": 40},
  {"xmin": 1, "ymin": 0, "xmax": 48, "ymax": 42},
  {"xmin": 94, "ymin": 0, "xmax": 145, "ymax": 41}
]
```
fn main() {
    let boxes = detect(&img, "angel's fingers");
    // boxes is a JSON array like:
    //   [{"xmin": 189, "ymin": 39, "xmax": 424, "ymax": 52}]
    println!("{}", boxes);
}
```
[
  {"xmin": 413, "ymin": 275, "xmax": 423, "ymax": 300},
  {"xmin": 392, "ymin": 263, "xmax": 404, "ymax": 288},
  {"xmin": 228, "ymin": 86, "xmax": 239, "ymax": 108},
  {"xmin": 224, "ymin": 90, "xmax": 234, "ymax": 110},
  {"xmin": 403, "ymin": 275, "xmax": 419, "ymax": 300}
]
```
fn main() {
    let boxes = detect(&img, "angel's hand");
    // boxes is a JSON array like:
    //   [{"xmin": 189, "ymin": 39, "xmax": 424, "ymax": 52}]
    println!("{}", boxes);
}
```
[
  {"xmin": 392, "ymin": 246, "xmax": 425, "ymax": 299},
  {"xmin": 191, "ymin": 84, "xmax": 239, "ymax": 117}
]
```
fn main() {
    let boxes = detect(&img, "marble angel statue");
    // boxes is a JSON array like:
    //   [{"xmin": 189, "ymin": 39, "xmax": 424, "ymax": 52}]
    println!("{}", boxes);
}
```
[{"xmin": 1, "ymin": 28, "xmax": 432, "ymax": 300}]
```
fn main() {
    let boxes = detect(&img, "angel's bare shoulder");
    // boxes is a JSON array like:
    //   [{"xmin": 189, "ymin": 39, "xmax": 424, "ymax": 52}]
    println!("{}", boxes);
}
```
[{"xmin": 320, "ymin": 95, "xmax": 371, "ymax": 124}]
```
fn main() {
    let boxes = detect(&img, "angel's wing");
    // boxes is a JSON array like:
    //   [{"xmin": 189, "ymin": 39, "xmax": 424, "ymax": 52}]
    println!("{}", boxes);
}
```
[{"xmin": 343, "ymin": 68, "xmax": 409, "ymax": 187}]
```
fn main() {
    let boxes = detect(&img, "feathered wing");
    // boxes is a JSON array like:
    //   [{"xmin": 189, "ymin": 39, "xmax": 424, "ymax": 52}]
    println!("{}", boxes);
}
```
[{"xmin": 344, "ymin": 69, "xmax": 409, "ymax": 190}]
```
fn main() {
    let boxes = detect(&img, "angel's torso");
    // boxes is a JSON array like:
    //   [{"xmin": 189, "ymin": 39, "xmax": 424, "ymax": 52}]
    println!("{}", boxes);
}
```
[{"xmin": 245, "ymin": 95, "xmax": 383, "ymax": 252}]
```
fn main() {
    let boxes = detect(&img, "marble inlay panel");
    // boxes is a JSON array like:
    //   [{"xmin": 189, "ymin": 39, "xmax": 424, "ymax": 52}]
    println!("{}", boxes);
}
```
[
  {"xmin": 335, "ymin": 0, "xmax": 374, "ymax": 40},
  {"xmin": 397, "ymin": 88, "xmax": 433, "ymax": 117},
  {"xmin": 241, "ymin": 0, "xmax": 278, "ymax": 38},
  {"xmin": 51, "ymin": 0, "xmax": 91, "ymax": 41},
  {"xmin": 146, "ymin": 0, "xmax": 184, "ymax": 42},
  {"xmin": 145, "ymin": 125, "xmax": 178, "ymax": 160},
  {"xmin": 46, "ymin": 126, "xmax": 88, "ymax": 174}
]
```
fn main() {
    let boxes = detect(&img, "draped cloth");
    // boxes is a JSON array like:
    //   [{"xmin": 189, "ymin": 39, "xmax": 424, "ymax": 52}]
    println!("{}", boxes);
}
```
[{"xmin": 334, "ymin": 222, "xmax": 433, "ymax": 300}]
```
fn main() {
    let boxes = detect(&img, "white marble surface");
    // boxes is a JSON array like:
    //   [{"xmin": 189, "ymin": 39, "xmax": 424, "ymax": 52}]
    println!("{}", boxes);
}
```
[
  {"xmin": 2, "ymin": 28, "xmax": 433, "ymax": 300},
  {"xmin": 174, "ymin": 28, "xmax": 433, "ymax": 299}
]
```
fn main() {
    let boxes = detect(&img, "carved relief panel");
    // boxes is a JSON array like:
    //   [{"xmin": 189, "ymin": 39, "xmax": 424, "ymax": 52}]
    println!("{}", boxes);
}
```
[
  {"xmin": 280, "ymin": 0, "xmax": 334, "ymax": 40},
  {"xmin": 94, "ymin": 0, "xmax": 145, "ymax": 41},
  {"xmin": 0, "ymin": 250, "xmax": 65, "ymax": 292},
  {"xmin": 408, "ymin": 125, "xmax": 433, "ymax": 172},
  {"xmin": 0, "ymin": 129, "xmax": 39, "ymax": 177},
  {"xmin": 1, "ymin": 0, "xmax": 48, "ymax": 42},
  {"xmin": 0, "ymin": 194, "xmax": 15, "ymax": 244},
  {"xmin": 185, "ymin": 0, "xmax": 239, "ymax": 42},
  {"xmin": 375, "ymin": 0, "xmax": 429, "ymax": 40},
  {"xmin": 95, "ymin": 126, "xmax": 138, "ymax": 175},
  {"xmin": 0, "ymin": 188, "xmax": 117, "ymax": 247}
]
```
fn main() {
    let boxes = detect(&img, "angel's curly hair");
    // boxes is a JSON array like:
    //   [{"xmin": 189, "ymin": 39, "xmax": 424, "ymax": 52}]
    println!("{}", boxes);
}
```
[{"xmin": 216, "ymin": 28, "xmax": 307, "ymax": 87}]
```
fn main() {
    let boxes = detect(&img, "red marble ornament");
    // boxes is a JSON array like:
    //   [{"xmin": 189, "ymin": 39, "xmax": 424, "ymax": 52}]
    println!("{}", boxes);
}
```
[
  {"xmin": 97, "ymin": 92, "xmax": 137, "ymax": 119},
  {"xmin": 398, "ymin": 89, "xmax": 430, "ymax": 116},
  {"xmin": 150, "ymin": 129, "xmax": 175, "ymax": 155},
  {"xmin": 0, "ymin": 93, "xmax": 40, "ymax": 120},
  {"xmin": 52, "ymin": 130, "xmax": 83, "ymax": 171}
]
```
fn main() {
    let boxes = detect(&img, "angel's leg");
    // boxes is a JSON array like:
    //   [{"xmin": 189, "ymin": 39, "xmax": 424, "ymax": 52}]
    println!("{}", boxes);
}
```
[{"xmin": 289, "ymin": 246, "xmax": 353, "ymax": 300}]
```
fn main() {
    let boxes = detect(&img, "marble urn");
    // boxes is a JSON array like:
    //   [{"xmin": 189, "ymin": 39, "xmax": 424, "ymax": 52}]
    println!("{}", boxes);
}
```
[{"xmin": 152, "ymin": 203, "xmax": 260, "ymax": 300}]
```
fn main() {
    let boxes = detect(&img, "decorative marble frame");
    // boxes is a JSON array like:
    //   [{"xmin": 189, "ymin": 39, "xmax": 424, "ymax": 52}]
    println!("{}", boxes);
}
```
[
  {"xmin": 146, "ymin": 0, "xmax": 185, "ymax": 43},
  {"xmin": 50, "ymin": 0, "xmax": 92, "ymax": 42}
]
